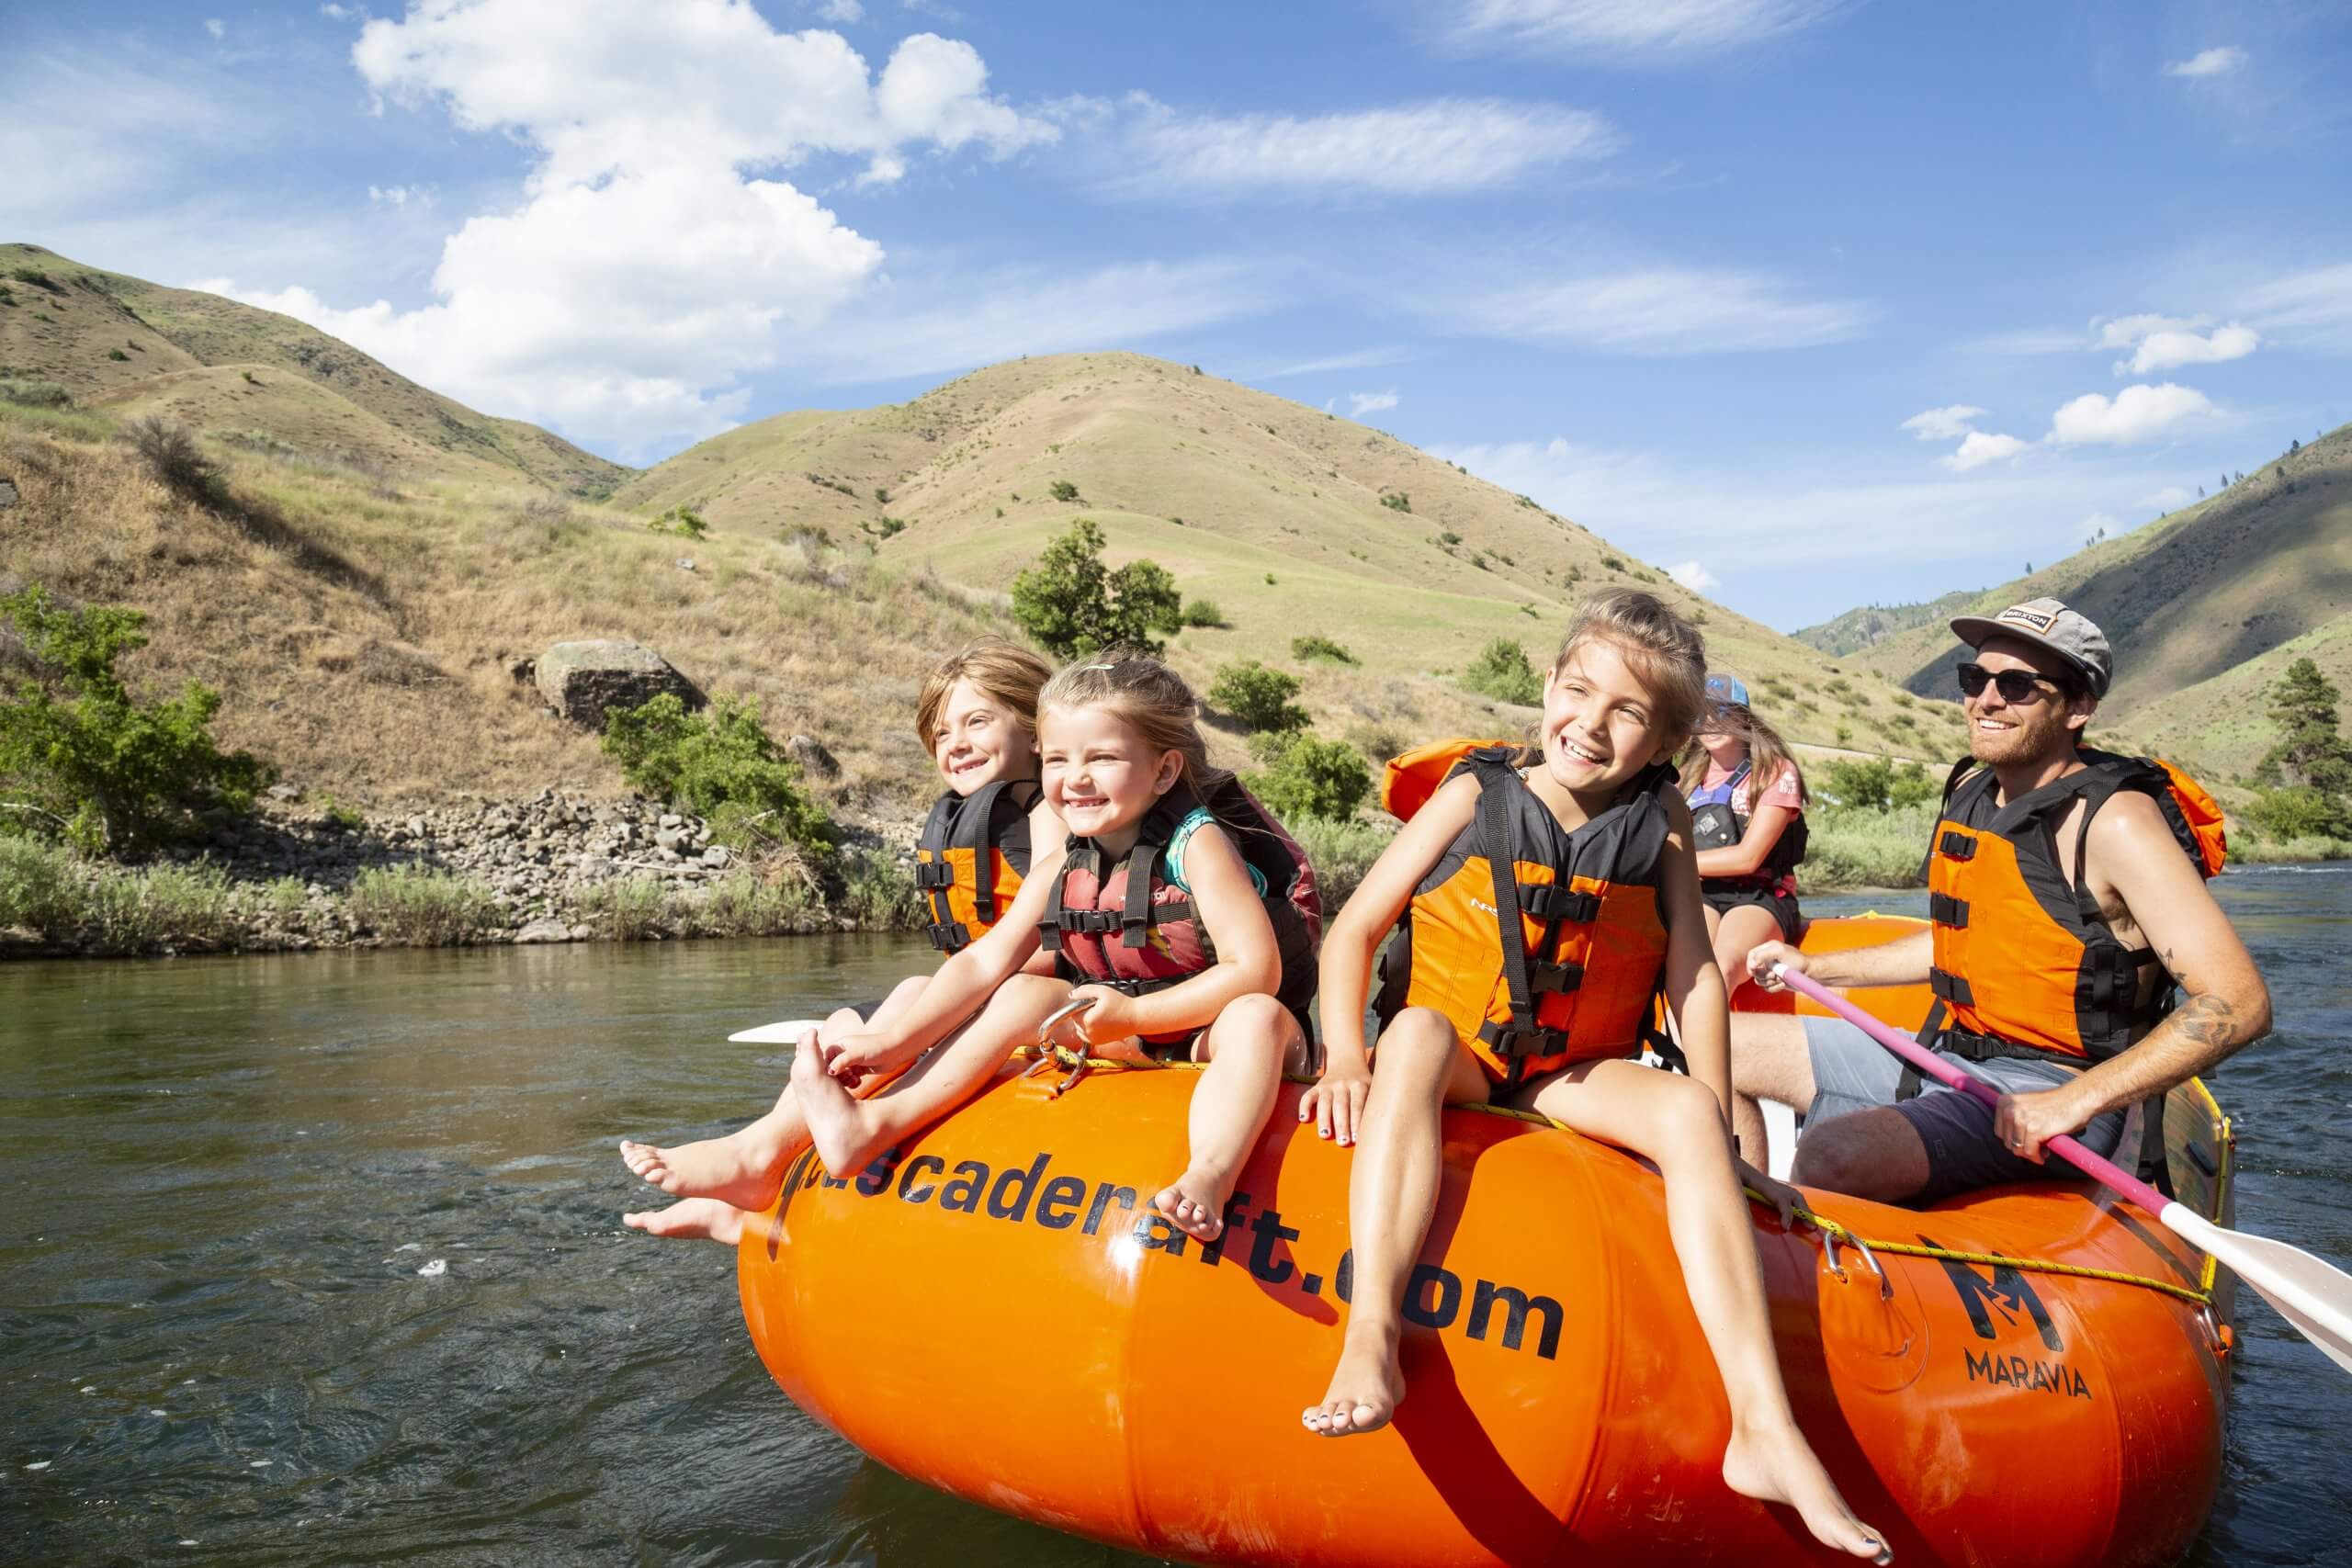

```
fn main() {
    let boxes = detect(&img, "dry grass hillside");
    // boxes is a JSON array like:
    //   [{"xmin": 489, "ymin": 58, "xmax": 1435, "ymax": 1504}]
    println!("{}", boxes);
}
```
[
  {"xmin": 1, "ymin": 243, "xmax": 624, "ymax": 495},
  {"xmin": 1839, "ymin": 424, "xmax": 2352, "ymax": 775},
  {"xmin": 620, "ymin": 351, "xmax": 1960, "ymax": 763}
]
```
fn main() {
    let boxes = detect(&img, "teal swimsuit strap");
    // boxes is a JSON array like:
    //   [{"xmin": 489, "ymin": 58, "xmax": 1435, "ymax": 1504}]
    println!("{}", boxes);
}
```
[{"xmin": 1163, "ymin": 807, "xmax": 1268, "ymax": 897}]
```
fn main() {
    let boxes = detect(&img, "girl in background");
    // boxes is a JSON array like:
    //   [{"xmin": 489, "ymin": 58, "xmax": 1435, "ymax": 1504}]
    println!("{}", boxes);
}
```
[{"xmin": 1680, "ymin": 671, "xmax": 1810, "ymax": 1001}]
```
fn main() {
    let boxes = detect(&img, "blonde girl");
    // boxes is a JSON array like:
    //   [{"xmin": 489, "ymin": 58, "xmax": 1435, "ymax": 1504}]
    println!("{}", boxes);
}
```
[
  {"xmin": 619, "ymin": 640, "xmax": 1058, "ymax": 1243},
  {"xmin": 1297, "ymin": 592, "xmax": 1886, "ymax": 1563},
  {"xmin": 793, "ymin": 654, "xmax": 1319, "ymax": 1244}
]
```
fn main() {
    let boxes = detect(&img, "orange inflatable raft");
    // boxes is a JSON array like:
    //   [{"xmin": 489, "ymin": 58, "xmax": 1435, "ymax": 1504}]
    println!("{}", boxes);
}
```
[{"xmin": 738, "ymin": 916, "xmax": 2236, "ymax": 1566}]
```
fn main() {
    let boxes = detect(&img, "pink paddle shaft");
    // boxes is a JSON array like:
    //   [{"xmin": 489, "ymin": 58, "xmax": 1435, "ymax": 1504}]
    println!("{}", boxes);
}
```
[{"xmin": 1771, "ymin": 964, "xmax": 2173, "ymax": 1216}]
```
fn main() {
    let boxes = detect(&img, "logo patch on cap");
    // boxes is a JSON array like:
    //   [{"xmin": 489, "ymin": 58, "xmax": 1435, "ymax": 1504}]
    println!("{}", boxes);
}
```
[{"xmin": 1996, "ymin": 605, "xmax": 2058, "ymax": 633}]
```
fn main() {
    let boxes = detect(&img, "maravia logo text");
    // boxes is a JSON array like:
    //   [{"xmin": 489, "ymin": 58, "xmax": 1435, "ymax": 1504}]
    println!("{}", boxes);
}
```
[{"xmin": 1928, "ymin": 1238, "xmax": 2095, "ymax": 1402}]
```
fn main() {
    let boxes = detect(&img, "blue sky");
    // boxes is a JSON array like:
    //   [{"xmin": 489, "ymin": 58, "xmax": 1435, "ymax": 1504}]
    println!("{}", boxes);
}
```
[{"xmin": 9, "ymin": 0, "xmax": 2350, "ymax": 629}]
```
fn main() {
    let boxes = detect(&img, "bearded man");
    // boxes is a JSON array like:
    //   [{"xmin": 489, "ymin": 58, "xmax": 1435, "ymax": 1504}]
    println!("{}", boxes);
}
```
[{"xmin": 1729, "ymin": 599, "xmax": 2270, "ymax": 1204}]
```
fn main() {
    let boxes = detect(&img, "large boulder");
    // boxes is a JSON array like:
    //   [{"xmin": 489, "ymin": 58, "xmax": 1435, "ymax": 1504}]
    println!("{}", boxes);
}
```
[{"xmin": 534, "ymin": 639, "xmax": 704, "ymax": 730}]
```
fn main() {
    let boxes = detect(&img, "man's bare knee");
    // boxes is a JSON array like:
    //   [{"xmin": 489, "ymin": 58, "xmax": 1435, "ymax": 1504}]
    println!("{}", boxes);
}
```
[{"xmin": 1791, "ymin": 1109, "xmax": 1928, "ymax": 1202}]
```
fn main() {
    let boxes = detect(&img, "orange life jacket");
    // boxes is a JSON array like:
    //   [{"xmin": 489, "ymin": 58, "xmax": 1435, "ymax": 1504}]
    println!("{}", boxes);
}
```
[
  {"xmin": 1378, "ymin": 742, "xmax": 1675, "ymax": 1086},
  {"xmin": 1038, "ymin": 778, "xmax": 1321, "ymax": 1045},
  {"xmin": 1926, "ymin": 750, "xmax": 2222, "ymax": 1064},
  {"xmin": 913, "ymin": 780, "xmax": 1040, "ymax": 953}
]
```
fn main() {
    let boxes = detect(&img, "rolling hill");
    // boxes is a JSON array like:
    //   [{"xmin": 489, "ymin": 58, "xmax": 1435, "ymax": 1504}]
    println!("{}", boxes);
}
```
[
  {"xmin": 0, "ymin": 258, "xmax": 1961, "ymax": 816},
  {"xmin": 0, "ymin": 243, "xmax": 624, "ymax": 494},
  {"xmin": 1793, "ymin": 590, "xmax": 1982, "ymax": 658},
  {"xmin": 1827, "ymin": 423, "xmax": 2352, "ymax": 779}
]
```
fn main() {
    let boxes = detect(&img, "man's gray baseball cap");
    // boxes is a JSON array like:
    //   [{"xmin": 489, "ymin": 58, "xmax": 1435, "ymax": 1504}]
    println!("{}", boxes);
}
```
[{"xmin": 1950, "ymin": 597, "xmax": 2112, "ymax": 697}]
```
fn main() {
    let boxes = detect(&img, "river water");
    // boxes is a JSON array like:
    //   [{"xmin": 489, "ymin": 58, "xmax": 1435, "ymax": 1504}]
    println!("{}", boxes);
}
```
[{"xmin": 4, "ymin": 876, "xmax": 2349, "ymax": 1566}]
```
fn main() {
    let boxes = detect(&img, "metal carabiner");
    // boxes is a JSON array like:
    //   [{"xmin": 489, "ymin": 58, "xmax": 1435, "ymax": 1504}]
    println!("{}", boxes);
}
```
[
  {"xmin": 1029, "ymin": 997, "xmax": 1098, "ymax": 1099},
  {"xmin": 1824, "ymin": 1228, "xmax": 1894, "ymax": 1301}
]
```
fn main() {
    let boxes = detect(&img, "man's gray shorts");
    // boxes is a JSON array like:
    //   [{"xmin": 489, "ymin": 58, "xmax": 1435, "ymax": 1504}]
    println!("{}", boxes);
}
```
[{"xmin": 1802, "ymin": 1017, "xmax": 2128, "ymax": 1204}]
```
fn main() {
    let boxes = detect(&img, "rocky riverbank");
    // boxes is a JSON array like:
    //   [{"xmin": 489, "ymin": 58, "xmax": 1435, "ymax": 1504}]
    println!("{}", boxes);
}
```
[{"xmin": 0, "ymin": 786, "xmax": 924, "ymax": 959}]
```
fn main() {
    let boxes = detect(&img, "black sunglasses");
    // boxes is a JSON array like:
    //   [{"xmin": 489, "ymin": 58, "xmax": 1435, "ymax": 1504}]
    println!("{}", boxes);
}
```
[{"xmin": 1956, "ymin": 661, "xmax": 2062, "ymax": 704}]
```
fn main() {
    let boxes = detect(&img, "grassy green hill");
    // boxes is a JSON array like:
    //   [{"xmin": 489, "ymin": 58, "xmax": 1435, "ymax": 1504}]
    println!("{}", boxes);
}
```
[
  {"xmin": 1, "ymin": 243, "xmax": 625, "ymax": 494},
  {"xmin": 618, "ymin": 351, "xmax": 1963, "ymax": 763},
  {"xmin": 1793, "ymin": 589, "xmax": 1982, "ymax": 658},
  {"xmin": 1831, "ymin": 423, "xmax": 2352, "ymax": 779}
]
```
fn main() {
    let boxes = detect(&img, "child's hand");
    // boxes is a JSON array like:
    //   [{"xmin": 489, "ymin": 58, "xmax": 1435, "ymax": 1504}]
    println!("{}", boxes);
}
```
[
  {"xmin": 1063, "ymin": 986, "xmax": 1137, "ymax": 1045},
  {"xmin": 827, "ymin": 1029, "xmax": 898, "ymax": 1082},
  {"xmin": 1299, "ymin": 1056, "xmax": 1372, "ymax": 1146},
  {"xmin": 1735, "ymin": 1157, "xmax": 1807, "ymax": 1231}
]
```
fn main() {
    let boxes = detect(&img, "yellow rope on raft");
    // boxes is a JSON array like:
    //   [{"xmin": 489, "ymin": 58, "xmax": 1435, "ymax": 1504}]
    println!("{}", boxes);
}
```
[{"xmin": 1008, "ymin": 1045, "xmax": 2214, "ymax": 1310}]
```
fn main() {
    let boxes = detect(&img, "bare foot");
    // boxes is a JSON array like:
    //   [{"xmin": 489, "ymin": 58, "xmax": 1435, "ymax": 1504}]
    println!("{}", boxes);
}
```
[
  {"xmin": 1300, "ymin": 1329, "xmax": 1406, "ymax": 1438},
  {"xmin": 793, "ymin": 1032, "xmax": 871, "ymax": 1176},
  {"xmin": 1152, "ymin": 1167, "xmax": 1237, "ymax": 1242},
  {"xmin": 621, "ymin": 1197, "xmax": 749, "ymax": 1246},
  {"xmin": 616, "ymin": 1115, "xmax": 794, "ymax": 1211},
  {"xmin": 1722, "ymin": 1420, "xmax": 1890, "ymax": 1562}
]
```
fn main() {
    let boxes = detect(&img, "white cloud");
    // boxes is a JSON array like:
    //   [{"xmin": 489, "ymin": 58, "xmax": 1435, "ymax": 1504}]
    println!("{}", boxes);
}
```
[
  {"xmin": 2094, "ymin": 312, "xmax": 2257, "ymax": 374},
  {"xmin": 1666, "ymin": 559, "xmax": 1718, "ymax": 592},
  {"xmin": 1452, "ymin": 266, "xmax": 1870, "ymax": 354},
  {"xmin": 2047, "ymin": 382, "xmax": 2214, "ymax": 446},
  {"xmin": 818, "ymin": 0, "xmax": 865, "ymax": 19},
  {"xmin": 205, "ymin": 18, "xmax": 225, "ymax": 39},
  {"xmin": 208, "ymin": 0, "xmax": 1057, "ymax": 453},
  {"xmin": 1260, "ymin": 345, "xmax": 1413, "ymax": 378},
  {"xmin": 366, "ymin": 184, "xmax": 426, "ymax": 208},
  {"xmin": 1447, "ymin": 0, "xmax": 1838, "ymax": 57},
  {"xmin": 1115, "ymin": 97, "xmax": 1616, "ymax": 196},
  {"xmin": 1900, "ymin": 404, "xmax": 1986, "ymax": 441},
  {"xmin": 1941, "ymin": 431, "xmax": 2028, "ymax": 471},
  {"xmin": 2165, "ymin": 46, "xmax": 2247, "ymax": 78},
  {"xmin": 321, "ymin": 3, "xmax": 359, "ymax": 17},
  {"xmin": 2237, "ymin": 264, "xmax": 2352, "ymax": 351},
  {"xmin": 1348, "ymin": 389, "xmax": 1400, "ymax": 417}
]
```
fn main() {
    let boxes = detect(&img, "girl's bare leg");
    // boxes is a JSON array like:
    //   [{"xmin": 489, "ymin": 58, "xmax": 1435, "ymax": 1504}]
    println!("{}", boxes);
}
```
[
  {"xmin": 797, "ymin": 975, "xmax": 1069, "ymax": 1176},
  {"xmin": 1526, "ymin": 1060, "xmax": 1887, "ymax": 1562},
  {"xmin": 1303, "ymin": 1009, "xmax": 1491, "ymax": 1438},
  {"xmin": 619, "ymin": 976, "xmax": 929, "ymax": 1205},
  {"xmin": 1154, "ymin": 995, "xmax": 1306, "ymax": 1242}
]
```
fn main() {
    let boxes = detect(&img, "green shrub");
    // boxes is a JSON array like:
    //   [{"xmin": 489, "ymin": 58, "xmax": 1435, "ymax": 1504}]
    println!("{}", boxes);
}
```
[
  {"xmin": 874, "ymin": 486, "xmax": 891, "ymax": 503},
  {"xmin": 1380, "ymin": 492, "xmax": 1411, "ymax": 513},
  {"xmin": 567, "ymin": 874, "xmax": 671, "ymax": 940},
  {"xmin": 106, "ymin": 348, "xmax": 130, "ymax": 362},
  {"xmin": 839, "ymin": 847, "xmax": 921, "ymax": 930},
  {"xmin": 682, "ymin": 871, "xmax": 820, "ymax": 937},
  {"xmin": 348, "ymin": 866, "xmax": 499, "ymax": 945},
  {"xmin": 0, "ymin": 836, "xmax": 79, "ymax": 931},
  {"xmin": 1462, "ymin": 637, "xmax": 1542, "ymax": 705},
  {"xmin": 1804, "ymin": 802, "xmax": 1937, "ymax": 889},
  {"xmin": 1292, "ymin": 634, "xmax": 1354, "ymax": 665},
  {"xmin": 872, "ymin": 515, "xmax": 908, "ymax": 538},
  {"xmin": 1048, "ymin": 479, "xmax": 1080, "ymax": 502},
  {"xmin": 648, "ymin": 504, "xmax": 708, "ymax": 538},
  {"xmin": 104, "ymin": 861, "xmax": 236, "ymax": 949},
  {"xmin": 1181, "ymin": 596, "xmax": 1227, "ymax": 629},
  {"xmin": 1209, "ymin": 660, "xmax": 1308, "ymax": 733},
  {"xmin": 0, "ymin": 585, "xmax": 271, "ymax": 853},
  {"xmin": 122, "ymin": 415, "xmax": 219, "ymax": 503},
  {"xmin": 1247, "ymin": 731, "xmax": 1372, "ymax": 822},
  {"xmin": 2245, "ymin": 784, "xmax": 2352, "ymax": 840},
  {"xmin": 1601, "ymin": 555, "xmax": 1625, "ymax": 571},
  {"xmin": 1010, "ymin": 518, "xmax": 1182, "ymax": 658},
  {"xmin": 1285, "ymin": 815, "xmax": 1396, "ymax": 911},
  {"xmin": 7, "ymin": 265, "xmax": 52, "ymax": 288},
  {"xmin": 600, "ymin": 693, "xmax": 833, "ymax": 856},
  {"xmin": 0, "ymin": 378, "xmax": 70, "ymax": 409},
  {"xmin": 316, "ymin": 795, "xmax": 367, "ymax": 833}
]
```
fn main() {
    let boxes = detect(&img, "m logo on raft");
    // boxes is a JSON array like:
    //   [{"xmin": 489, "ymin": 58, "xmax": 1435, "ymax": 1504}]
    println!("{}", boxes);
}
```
[
  {"xmin": 1928, "ymin": 1240, "xmax": 2094, "ymax": 1402},
  {"xmin": 772, "ymin": 1143, "xmax": 1567, "ymax": 1360}
]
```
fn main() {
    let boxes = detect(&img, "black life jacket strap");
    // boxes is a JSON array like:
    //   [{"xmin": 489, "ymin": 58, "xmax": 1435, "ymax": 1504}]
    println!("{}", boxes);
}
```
[
  {"xmin": 1037, "ymin": 837, "xmax": 1087, "ymax": 954},
  {"xmin": 1468, "ymin": 754, "xmax": 1541, "ymax": 1089}
]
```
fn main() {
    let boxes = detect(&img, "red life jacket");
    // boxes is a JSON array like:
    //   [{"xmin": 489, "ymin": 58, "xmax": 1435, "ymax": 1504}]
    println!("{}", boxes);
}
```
[
  {"xmin": 1926, "ymin": 749, "xmax": 2222, "ymax": 1065},
  {"xmin": 1377, "ymin": 742, "xmax": 1676, "ymax": 1086},
  {"xmin": 912, "ymin": 780, "xmax": 1039, "ymax": 953},
  {"xmin": 1038, "ymin": 777, "xmax": 1320, "ymax": 1045}
]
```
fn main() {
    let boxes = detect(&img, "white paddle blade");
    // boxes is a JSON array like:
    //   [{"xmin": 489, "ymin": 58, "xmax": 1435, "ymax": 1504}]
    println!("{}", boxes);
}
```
[
  {"xmin": 727, "ymin": 1019, "xmax": 826, "ymax": 1044},
  {"xmin": 2164, "ymin": 1203, "xmax": 2352, "ymax": 1376}
]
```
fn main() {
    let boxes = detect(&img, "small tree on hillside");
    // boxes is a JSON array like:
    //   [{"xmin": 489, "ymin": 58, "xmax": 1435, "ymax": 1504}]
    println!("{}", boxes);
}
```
[
  {"xmin": 1247, "ymin": 731, "xmax": 1372, "ymax": 821},
  {"xmin": 1462, "ymin": 637, "xmax": 1542, "ymax": 705},
  {"xmin": 601, "ymin": 693, "xmax": 832, "ymax": 855},
  {"xmin": 0, "ymin": 585, "xmax": 271, "ymax": 853},
  {"xmin": 1010, "ymin": 518, "xmax": 1183, "ymax": 658},
  {"xmin": 2255, "ymin": 658, "xmax": 2352, "ymax": 793},
  {"xmin": 1209, "ymin": 660, "xmax": 1307, "ymax": 733}
]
